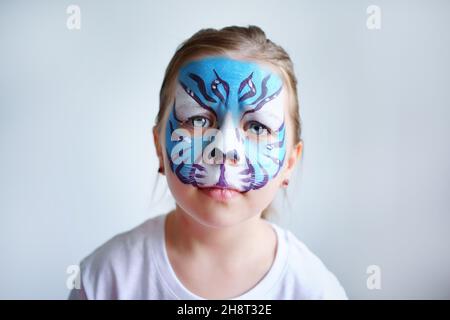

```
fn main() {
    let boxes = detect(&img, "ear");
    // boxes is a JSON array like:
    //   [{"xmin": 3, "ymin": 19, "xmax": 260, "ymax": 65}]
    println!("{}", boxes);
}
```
[
  {"xmin": 152, "ymin": 126, "xmax": 165, "ymax": 173},
  {"xmin": 282, "ymin": 140, "xmax": 303, "ymax": 181}
]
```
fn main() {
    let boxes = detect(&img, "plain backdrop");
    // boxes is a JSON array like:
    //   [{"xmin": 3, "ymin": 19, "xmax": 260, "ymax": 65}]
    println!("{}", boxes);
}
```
[{"xmin": 1, "ymin": 0, "xmax": 449, "ymax": 299}]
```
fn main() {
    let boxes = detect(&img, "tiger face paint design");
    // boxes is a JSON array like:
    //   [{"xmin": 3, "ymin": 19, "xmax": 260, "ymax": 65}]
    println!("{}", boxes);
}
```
[{"xmin": 165, "ymin": 56, "xmax": 286, "ymax": 192}]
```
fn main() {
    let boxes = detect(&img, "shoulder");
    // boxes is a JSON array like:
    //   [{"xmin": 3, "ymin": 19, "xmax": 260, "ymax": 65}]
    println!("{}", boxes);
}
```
[
  {"xmin": 77, "ymin": 214, "xmax": 165, "ymax": 299},
  {"xmin": 274, "ymin": 225, "xmax": 348, "ymax": 300}
]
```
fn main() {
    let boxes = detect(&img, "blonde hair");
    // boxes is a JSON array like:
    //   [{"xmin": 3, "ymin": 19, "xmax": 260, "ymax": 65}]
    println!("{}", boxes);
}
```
[{"xmin": 155, "ymin": 25, "xmax": 302, "ymax": 219}]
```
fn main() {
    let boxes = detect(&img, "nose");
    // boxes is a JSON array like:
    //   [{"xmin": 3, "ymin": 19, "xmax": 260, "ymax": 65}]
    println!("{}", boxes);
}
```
[
  {"xmin": 210, "ymin": 148, "xmax": 240, "ymax": 165},
  {"xmin": 205, "ymin": 112, "xmax": 245, "ymax": 166}
]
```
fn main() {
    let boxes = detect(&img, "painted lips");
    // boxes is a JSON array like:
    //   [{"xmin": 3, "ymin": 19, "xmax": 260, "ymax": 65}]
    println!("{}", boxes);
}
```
[{"xmin": 198, "ymin": 187, "xmax": 241, "ymax": 202}]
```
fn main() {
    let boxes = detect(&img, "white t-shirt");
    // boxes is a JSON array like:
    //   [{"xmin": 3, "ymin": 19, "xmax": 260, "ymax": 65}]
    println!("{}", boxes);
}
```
[{"xmin": 69, "ymin": 213, "xmax": 348, "ymax": 300}]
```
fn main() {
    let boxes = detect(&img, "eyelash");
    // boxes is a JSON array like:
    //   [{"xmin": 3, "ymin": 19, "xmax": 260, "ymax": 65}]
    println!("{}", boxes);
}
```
[
  {"xmin": 183, "ymin": 116, "xmax": 271, "ymax": 135},
  {"xmin": 185, "ymin": 116, "xmax": 213, "ymax": 128},
  {"xmin": 245, "ymin": 121, "xmax": 271, "ymax": 135}
]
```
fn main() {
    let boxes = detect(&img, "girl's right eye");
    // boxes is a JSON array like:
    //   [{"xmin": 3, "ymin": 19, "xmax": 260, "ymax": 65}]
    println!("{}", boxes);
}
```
[{"xmin": 189, "ymin": 116, "xmax": 211, "ymax": 128}]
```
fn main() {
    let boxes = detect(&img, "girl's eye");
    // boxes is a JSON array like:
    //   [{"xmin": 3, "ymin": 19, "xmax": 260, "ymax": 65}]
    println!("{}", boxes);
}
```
[
  {"xmin": 247, "ymin": 121, "xmax": 270, "ymax": 135},
  {"xmin": 189, "ymin": 116, "xmax": 211, "ymax": 128}
]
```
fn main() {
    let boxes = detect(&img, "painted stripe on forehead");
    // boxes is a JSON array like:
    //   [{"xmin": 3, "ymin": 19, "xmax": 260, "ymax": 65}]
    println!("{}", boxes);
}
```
[{"xmin": 177, "ymin": 56, "xmax": 284, "ymax": 117}]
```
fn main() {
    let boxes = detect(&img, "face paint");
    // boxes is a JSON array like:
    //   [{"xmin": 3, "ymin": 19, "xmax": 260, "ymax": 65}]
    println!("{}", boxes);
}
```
[{"xmin": 165, "ymin": 56, "xmax": 286, "ymax": 192}]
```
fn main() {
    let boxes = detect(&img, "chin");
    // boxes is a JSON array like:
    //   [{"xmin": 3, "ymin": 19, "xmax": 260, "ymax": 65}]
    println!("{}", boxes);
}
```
[
  {"xmin": 185, "ymin": 202, "xmax": 254, "ymax": 229},
  {"xmin": 168, "ymin": 175, "xmax": 265, "ymax": 228}
]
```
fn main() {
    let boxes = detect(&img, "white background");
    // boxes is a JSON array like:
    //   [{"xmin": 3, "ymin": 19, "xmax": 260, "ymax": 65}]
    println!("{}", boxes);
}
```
[{"xmin": 1, "ymin": 0, "xmax": 449, "ymax": 299}]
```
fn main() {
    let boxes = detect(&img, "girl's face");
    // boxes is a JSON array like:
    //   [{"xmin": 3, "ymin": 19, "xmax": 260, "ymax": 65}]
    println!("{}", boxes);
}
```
[{"xmin": 157, "ymin": 56, "xmax": 297, "ymax": 228}]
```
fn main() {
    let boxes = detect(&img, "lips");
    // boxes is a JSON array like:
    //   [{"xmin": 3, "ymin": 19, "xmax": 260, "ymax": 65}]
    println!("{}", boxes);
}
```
[{"xmin": 198, "ymin": 186, "xmax": 241, "ymax": 202}]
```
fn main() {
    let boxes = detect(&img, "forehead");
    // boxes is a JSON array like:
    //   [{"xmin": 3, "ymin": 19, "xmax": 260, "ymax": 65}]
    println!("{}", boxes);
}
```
[{"xmin": 177, "ymin": 56, "xmax": 283, "ymax": 89}]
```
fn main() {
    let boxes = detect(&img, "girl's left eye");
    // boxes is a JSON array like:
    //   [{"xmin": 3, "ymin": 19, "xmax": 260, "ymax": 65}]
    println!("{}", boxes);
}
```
[
  {"xmin": 246, "ymin": 121, "xmax": 270, "ymax": 135},
  {"xmin": 189, "ymin": 116, "xmax": 211, "ymax": 128}
]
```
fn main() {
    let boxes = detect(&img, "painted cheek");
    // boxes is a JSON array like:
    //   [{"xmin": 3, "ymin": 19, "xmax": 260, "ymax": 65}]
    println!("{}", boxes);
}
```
[
  {"xmin": 165, "ymin": 110, "xmax": 212, "ymax": 174},
  {"xmin": 244, "ymin": 122, "xmax": 286, "ymax": 184}
]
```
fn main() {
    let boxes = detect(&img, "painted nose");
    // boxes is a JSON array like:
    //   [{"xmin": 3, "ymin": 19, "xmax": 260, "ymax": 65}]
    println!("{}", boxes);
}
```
[
  {"xmin": 210, "ymin": 148, "xmax": 240, "ymax": 165},
  {"xmin": 205, "ymin": 112, "xmax": 245, "ymax": 166}
]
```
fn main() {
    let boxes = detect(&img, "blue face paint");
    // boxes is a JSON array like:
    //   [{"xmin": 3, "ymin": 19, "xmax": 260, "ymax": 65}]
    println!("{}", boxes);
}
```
[{"xmin": 165, "ymin": 56, "xmax": 286, "ymax": 192}]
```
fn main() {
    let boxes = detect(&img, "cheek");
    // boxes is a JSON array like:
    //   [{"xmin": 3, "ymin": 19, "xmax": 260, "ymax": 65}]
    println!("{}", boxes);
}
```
[
  {"xmin": 164, "ymin": 164, "xmax": 197, "ymax": 207},
  {"xmin": 244, "ymin": 123, "xmax": 287, "ymax": 182},
  {"xmin": 244, "ymin": 177, "xmax": 281, "ymax": 210},
  {"xmin": 164, "ymin": 110, "xmax": 211, "ymax": 167},
  {"xmin": 165, "ymin": 113, "xmax": 183, "ymax": 167}
]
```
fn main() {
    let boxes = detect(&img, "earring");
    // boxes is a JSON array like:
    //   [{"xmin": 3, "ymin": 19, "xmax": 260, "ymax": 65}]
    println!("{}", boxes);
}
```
[
  {"xmin": 158, "ymin": 167, "xmax": 164, "ymax": 174},
  {"xmin": 282, "ymin": 179, "xmax": 289, "ymax": 188}
]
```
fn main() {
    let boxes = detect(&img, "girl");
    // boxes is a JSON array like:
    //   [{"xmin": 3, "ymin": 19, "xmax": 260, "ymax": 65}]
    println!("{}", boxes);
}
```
[{"xmin": 69, "ymin": 25, "xmax": 347, "ymax": 300}]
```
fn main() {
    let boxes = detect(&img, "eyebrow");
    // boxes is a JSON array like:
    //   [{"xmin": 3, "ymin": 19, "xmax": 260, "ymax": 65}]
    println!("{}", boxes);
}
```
[
  {"xmin": 240, "ymin": 84, "xmax": 283, "ymax": 118},
  {"xmin": 240, "ymin": 108, "xmax": 285, "ymax": 128},
  {"xmin": 178, "ymin": 79, "xmax": 218, "ymax": 120},
  {"xmin": 186, "ymin": 73, "xmax": 216, "ymax": 103}
]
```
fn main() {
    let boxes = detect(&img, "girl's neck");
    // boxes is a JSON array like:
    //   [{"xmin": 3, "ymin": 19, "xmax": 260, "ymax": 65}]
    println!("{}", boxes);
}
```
[{"xmin": 165, "ymin": 205, "xmax": 273, "ymax": 260}]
